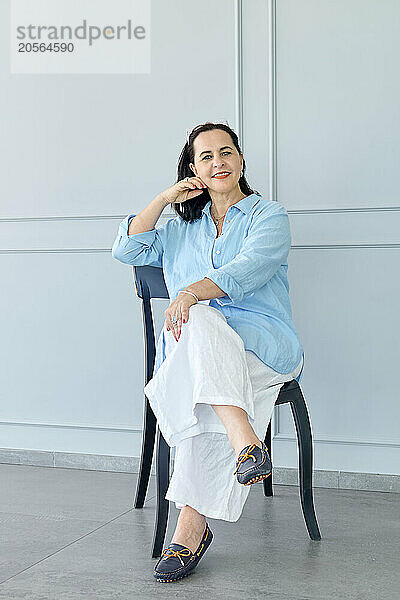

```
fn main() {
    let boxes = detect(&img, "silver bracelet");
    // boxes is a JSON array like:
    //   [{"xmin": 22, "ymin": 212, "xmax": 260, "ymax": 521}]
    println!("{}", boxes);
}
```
[{"xmin": 178, "ymin": 290, "xmax": 199, "ymax": 303}]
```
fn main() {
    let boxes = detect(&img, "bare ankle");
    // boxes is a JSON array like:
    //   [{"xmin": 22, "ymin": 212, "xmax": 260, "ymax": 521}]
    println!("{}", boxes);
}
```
[
  {"xmin": 232, "ymin": 436, "xmax": 262, "ymax": 458},
  {"xmin": 171, "ymin": 508, "xmax": 206, "ymax": 553}
]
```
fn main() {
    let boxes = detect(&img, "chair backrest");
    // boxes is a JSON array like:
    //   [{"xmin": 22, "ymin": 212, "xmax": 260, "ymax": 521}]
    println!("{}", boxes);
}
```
[
  {"xmin": 133, "ymin": 265, "xmax": 168, "ymax": 300},
  {"xmin": 132, "ymin": 266, "xmax": 168, "ymax": 382}
]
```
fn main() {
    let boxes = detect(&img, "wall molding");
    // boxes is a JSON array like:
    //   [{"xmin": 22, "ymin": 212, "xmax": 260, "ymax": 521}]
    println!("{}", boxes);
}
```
[
  {"xmin": 1, "ymin": 243, "xmax": 399, "ymax": 255},
  {"xmin": 0, "ymin": 215, "xmax": 123, "ymax": 223},
  {"xmin": 274, "ymin": 432, "xmax": 400, "ymax": 449},
  {"xmin": 288, "ymin": 206, "xmax": 400, "ymax": 215},
  {"xmin": 0, "ymin": 420, "xmax": 142, "ymax": 433},
  {"xmin": 268, "ymin": 0, "xmax": 278, "ymax": 203},
  {"xmin": 0, "ymin": 248, "xmax": 111, "ymax": 254},
  {"xmin": 2, "ymin": 205, "xmax": 400, "ymax": 225},
  {"xmin": 1, "ymin": 420, "xmax": 398, "ymax": 448},
  {"xmin": 234, "ymin": 0, "xmax": 244, "ymax": 144},
  {"xmin": 292, "ymin": 243, "xmax": 400, "ymax": 249}
]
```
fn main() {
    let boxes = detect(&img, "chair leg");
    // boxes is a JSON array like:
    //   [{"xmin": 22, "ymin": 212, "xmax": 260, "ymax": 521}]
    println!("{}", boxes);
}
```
[
  {"xmin": 263, "ymin": 420, "xmax": 273, "ymax": 497},
  {"xmin": 290, "ymin": 386, "xmax": 322, "ymax": 541},
  {"xmin": 134, "ymin": 397, "xmax": 157, "ymax": 509},
  {"xmin": 152, "ymin": 426, "xmax": 170, "ymax": 558}
]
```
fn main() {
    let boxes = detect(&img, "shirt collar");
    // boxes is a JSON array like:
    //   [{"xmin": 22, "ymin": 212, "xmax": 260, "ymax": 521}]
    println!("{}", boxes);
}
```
[{"xmin": 201, "ymin": 192, "xmax": 261, "ymax": 217}]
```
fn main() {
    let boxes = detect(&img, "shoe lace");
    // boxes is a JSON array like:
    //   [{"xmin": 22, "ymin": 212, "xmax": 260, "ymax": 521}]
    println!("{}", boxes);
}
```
[
  {"xmin": 161, "ymin": 547, "xmax": 192, "ymax": 566},
  {"xmin": 233, "ymin": 443, "xmax": 267, "ymax": 475}
]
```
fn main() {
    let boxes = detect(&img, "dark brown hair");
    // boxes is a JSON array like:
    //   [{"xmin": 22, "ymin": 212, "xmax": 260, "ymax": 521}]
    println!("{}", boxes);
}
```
[{"xmin": 172, "ymin": 121, "xmax": 259, "ymax": 223}]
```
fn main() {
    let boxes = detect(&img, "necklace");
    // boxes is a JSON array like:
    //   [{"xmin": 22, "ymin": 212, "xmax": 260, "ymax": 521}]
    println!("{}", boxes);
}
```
[
  {"xmin": 210, "ymin": 194, "xmax": 247, "ymax": 225},
  {"xmin": 210, "ymin": 206, "xmax": 229, "ymax": 226}
]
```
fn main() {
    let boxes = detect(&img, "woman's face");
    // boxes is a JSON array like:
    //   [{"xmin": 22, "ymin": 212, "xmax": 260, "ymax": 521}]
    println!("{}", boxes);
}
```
[{"xmin": 189, "ymin": 129, "xmax": 243, "ymax": 192}]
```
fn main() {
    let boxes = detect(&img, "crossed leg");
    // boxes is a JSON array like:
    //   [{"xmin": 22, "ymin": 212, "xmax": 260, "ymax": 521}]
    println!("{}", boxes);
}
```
[
  {"xmin": 211, "ymin": 404, "xmax": 262, "ymax": 458},
  {"xmin": 164, "ymin": 305, "xmax": 263, "ymax": 551}
]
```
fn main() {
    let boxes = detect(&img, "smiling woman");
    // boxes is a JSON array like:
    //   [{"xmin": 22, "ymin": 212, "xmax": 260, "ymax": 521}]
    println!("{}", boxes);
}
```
[
  {"xmin": 111, "ymin": 121, "xmax": 304, "ymax": 583},
  {"xmin": 172, "ymin": 122, "xmax": 258, "ymax": 223}
]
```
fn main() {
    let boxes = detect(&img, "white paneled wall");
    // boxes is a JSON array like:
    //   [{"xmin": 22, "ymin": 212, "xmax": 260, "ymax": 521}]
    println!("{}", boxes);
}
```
[
  {"xmin": 273, "ymin": 0, "xmax": 400, "ymax": 475},
  {"xmin": 0, "ymin": 0, "xmax": 246, "ymax": 461},
  {"xmin": 1, "ymin": 0, "xmax": 399, "ymax": 481}
]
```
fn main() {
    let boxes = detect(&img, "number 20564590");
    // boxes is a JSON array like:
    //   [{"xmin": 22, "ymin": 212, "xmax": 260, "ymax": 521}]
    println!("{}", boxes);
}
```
[{"xmin": 18, "ymin": 42, "xmax": 74, "ymax": 53}]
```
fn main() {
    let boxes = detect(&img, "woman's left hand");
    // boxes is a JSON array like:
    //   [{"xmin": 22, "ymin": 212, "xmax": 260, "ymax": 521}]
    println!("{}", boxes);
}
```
[{"xmin": 165, "ymin": 291, "xmax": 198, "ymax": 341}]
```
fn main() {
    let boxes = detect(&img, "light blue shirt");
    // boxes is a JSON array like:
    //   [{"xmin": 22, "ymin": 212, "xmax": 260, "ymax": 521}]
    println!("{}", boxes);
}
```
[{"xmin": 112, "ymin": 192, "xmax": 304, "ymax": 378}]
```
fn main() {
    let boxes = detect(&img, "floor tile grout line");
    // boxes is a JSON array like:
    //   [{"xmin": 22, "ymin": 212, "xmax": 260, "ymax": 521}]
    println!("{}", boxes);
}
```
[
  {"xmin": 0, "ymin": 495, "xmax": 157, "ymax": 523},
  {"xmin": 0, "ymin": 503, "xmax": 155, "ymax": 586}
]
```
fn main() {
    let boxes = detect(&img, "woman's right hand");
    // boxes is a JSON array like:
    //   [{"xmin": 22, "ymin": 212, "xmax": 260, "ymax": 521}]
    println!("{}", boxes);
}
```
[{"xmin": 160, "ymin": 176, "xmax": 207, "ymax": 206}]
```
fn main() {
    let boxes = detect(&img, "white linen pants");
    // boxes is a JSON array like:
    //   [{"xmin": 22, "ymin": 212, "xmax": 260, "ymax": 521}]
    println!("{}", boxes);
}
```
[{"xmin": 143, "ymin": 302, "xmax": 303, "ymax": 522}]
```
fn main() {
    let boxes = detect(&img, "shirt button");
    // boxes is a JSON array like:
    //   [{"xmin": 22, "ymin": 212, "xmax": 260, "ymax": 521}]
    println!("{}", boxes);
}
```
[
  {"xmin": 226, "ymin": 220, "xmax": 230, "ymax": 223},
  {"xmin": 216, "ymin": 250, "xmax": 220, "ymax": 254}
]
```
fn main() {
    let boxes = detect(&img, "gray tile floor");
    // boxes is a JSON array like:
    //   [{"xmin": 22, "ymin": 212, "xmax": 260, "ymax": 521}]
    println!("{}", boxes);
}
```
[{"xmin": 0, "ymin": 463, "xmax": 399, "ymax": 600}]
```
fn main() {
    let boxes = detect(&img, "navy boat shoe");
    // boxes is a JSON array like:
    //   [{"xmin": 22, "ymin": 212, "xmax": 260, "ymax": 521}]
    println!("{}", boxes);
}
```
[
  {"xmin": 153, "ymin": 522, "xmax": 213, "ymax": 583},
  {"xmin": 233, "ymin": 440, "xmax": 272, "ymax": 485}
]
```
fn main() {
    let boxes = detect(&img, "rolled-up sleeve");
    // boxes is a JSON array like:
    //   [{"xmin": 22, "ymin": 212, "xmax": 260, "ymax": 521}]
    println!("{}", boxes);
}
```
[
  {"xmin": 111, "ymin": 213, "xmax": 165, "ymax": 268},
  {"xmin": 204, "ymin": 207, "xmax": 291, "ymax": 305}
]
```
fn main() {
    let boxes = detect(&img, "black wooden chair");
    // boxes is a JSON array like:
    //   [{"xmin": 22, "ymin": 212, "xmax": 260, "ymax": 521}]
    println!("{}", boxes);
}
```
[{"xmin": 132, "ymin": 265, "xmax": 322, "ymax": 558}]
